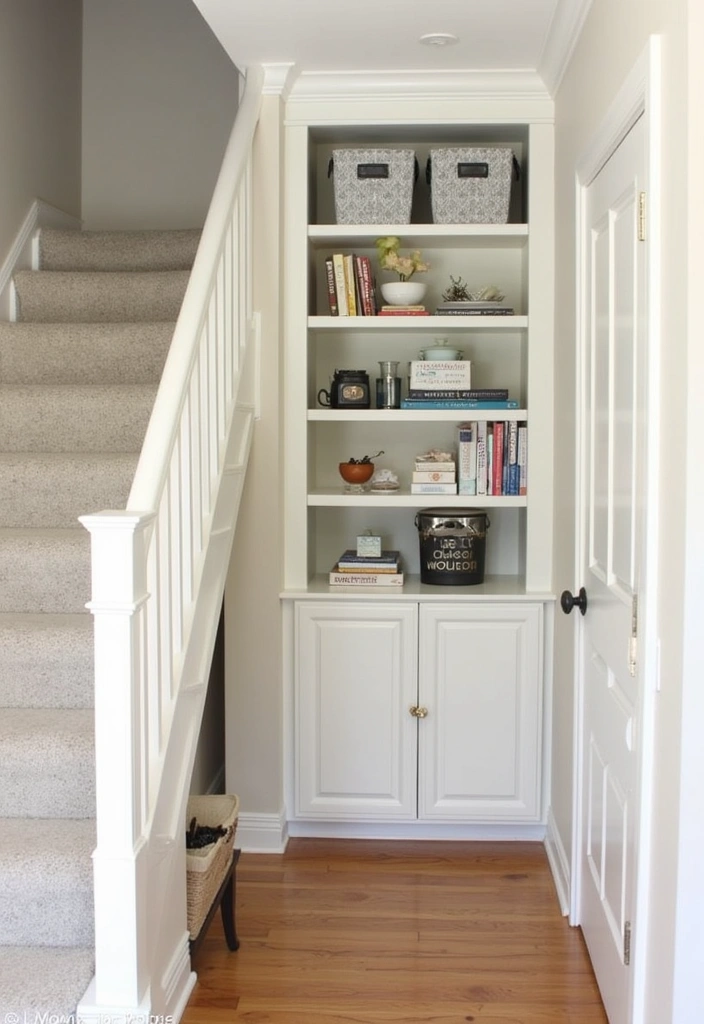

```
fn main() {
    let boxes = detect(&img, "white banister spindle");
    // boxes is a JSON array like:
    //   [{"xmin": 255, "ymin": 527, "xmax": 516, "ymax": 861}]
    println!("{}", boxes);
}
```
[{"xmin": 78, "ymin": 64, "xmax": 264, "ymax": 1021}]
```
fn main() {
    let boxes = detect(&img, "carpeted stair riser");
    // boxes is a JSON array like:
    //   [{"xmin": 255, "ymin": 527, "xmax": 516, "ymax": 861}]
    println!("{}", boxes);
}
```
[
  {"xmin": 0, "ymin": 529, "xmax": 90, "ymax": 613},
  {"xmin": 0, "ymin": 384, "xmax": 156, "ymax": 452},
  {"xmin": 14, "ymin": 269, "xmax": 190, "ymax": 323},
  {"xmin": 40, "ymin": 227, "xmax": 201, "ymax": 272},
  {"xmin": 0, "ymin": 819, "xmax": 94, "ymax": 945},
  {"xmin": 0, "ymin": 947, "xmax": 96, "ymax": 1017},
  {"xmin": 0, "ymin": 322, "xmax": 173, "ymax": 385},
  {"xmin": 0, "ymin": 614, "xmax": 93, "ymax": 709},
  {"xmin": 0, "ymin": 708, "xmax": 94, "ymax": 818},
  {"xmin": 0, "ymin": 453, "xmax": 138, "ymax": 527}
]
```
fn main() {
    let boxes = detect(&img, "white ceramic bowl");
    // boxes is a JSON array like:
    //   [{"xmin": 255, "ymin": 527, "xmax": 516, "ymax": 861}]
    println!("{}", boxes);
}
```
[
  {"xmin": 380, "ymin": 281, "xmax": 427, "ymax": 306},
  {"xmin": 420, "ymin": 345, "xmax": 462, "ymax": 360}
]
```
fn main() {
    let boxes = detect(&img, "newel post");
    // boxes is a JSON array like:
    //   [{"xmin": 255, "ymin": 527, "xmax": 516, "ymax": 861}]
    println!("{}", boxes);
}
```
[{"xmin": 79, "ymin": 510, "xmax": 156, "ymax": 1012}]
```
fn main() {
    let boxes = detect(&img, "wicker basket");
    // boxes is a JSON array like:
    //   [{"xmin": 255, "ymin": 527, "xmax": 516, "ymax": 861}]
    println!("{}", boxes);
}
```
[{"xmin": 186, "ymin": 793, "xmax": 239, "ymax": 939}]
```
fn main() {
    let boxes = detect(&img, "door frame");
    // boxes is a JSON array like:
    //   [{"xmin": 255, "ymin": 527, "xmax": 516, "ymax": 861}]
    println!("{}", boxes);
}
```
[{"xmin": 570, "ymin": 35, "xmax": 662, "ymax": 1023}]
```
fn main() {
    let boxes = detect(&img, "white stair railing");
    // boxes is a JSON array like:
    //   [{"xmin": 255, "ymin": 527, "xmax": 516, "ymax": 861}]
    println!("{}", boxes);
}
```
[{"xmin": 78, "ymin": 64, "xmax": 264, "ymax": 1023}]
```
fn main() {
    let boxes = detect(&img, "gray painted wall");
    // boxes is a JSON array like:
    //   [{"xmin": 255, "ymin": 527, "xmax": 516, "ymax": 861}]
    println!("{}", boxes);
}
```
[
  {"xmin": 81, "ymin": 0, "xmax": 241, "ymax": 230},
  {"xmin": 0, "ymin": 0, "xmax": 82, "ymax": 258}
]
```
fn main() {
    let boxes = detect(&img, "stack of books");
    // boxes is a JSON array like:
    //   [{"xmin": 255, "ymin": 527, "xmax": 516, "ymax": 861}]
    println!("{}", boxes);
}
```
[
  {"xmin": 324, "ymin": 254, "xmax": 377, "ymax": 316},
  {"xmin": 400, "ymin": 361, "xmax": 518, "ymax": 410},
  {"xmin": 434, "ymin": 300, "xmax": 515, "ymax": 316},
  {"xmin": 411, "ymin": 455, "xmax": 457, "ymax": 495},
  {"xmin": 377, "ymin": 305, "xmax": 429, "ymax": 317},
  {"xmin": 329, "ymin": 549, "xmax": 404, "ymax": 587},
  {"xmin": 457, "ymin": 420, "xmax": 528, "ymax": 496}
]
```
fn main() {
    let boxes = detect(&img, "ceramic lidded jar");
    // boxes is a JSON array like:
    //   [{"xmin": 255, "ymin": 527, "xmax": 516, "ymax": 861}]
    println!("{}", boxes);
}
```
[{"xmin": 418, "ymin": 338, "xmax": 462, "ymax": 360}]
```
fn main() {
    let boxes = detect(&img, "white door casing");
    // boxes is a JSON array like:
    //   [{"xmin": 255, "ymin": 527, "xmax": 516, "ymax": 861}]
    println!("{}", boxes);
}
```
[{"xmin": 572, "ymin": 37, "xmax": 661, "ymax": 1024}]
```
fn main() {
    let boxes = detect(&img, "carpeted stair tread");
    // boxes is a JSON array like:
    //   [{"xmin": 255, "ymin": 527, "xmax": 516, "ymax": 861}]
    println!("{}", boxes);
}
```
[
  {"xmin": 0, "ymin": 452, "xmax": 138, "ymax": 527},
  {"xmin": 0, "ymin": 946, "xmax": 94, "ymax": 1017},
  {"xmin": 14, "ymin": 269, "xmax": 189, "ymax": 323},
  {"xmin": 0, "ymin": 708, "xmax": 94, "ymax": 818},
  {"xmin": 39, "ymin": 227, "xmax": 201, "ymax": 272},
  {"xmin": 0, "ymin": 528, "xmax": 90, "ymax": 613},
  {"xmin": 0, "ymin": 818, "xmax": 95, "ymax": 946},
  {"xmin": 0, "ymin": 613, "xmax": 93, "ymax": 709},
  {"xmin": 0, "ymin": 321, "xmax": 173, "ymax": 385},
  {"xmin": 0, "ymin": 383, "xmax": 157, "ymax": 452}
]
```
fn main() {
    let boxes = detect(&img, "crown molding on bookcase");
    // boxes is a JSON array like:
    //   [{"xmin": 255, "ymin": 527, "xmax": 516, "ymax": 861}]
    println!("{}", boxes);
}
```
[
  {"xmin": 261, "ymin": 62, "xmax": 297, "ymax": 98},
  {"xmin": 538, "ymin": 0, "xmax": 593, "ymax": 97},
  {"xmin": 0, "ymin": 198, "xmax": 81, "ymax": 321},
  {"xmin": 285, "ymin": 69, "xmax": 554, "ymax": 124}
]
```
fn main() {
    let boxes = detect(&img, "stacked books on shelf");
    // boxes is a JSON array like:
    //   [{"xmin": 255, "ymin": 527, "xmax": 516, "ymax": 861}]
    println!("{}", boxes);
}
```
[
  {"xmin": 324, "ymin": 254, "xmax": 377, "ymax": 316},
  {"xmin": 377, "ymin": 305, "xmax": 430, "ymax": 317},
  {"xmin": 457, "ymin": 420, "xmax": 528, "ymax": 496},
  {"xmin": 411, "ymin": 453, "xmax": 457, "ymax": 495},
  {"xmin": 401, "ymin": 362, "xmax": 519, "ymax": 410},
  {"xmin": 329, "ymin": 549, "xmax": 404, "ymax": 587},
  {"xmin": 434, "ymin": 300, "xmax": 515, "ymax": 316}
]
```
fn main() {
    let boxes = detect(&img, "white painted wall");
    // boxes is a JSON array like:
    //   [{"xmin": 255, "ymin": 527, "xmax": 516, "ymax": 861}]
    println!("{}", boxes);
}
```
[
  {"xmin": 0, "ymin": 0, "xmax": 82, "ymax": 259},
  {"xmin": 81, "ymin": 0, "xmax": 241, "ymax": 230},
  {"xmin": 553, "ymin": 0, "xmax": 702, "ymax": 1019}
]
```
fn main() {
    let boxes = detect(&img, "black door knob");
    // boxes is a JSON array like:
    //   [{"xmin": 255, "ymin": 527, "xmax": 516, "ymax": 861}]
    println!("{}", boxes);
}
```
[{"xmin": 560, "ymin": 586, "xmax": 588, "ymax": 616}]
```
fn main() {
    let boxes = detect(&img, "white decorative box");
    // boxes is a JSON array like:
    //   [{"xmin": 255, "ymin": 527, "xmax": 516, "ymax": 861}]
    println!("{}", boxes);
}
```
[{"xmin": 409, "ymin": 360, "xmax": 472, "ymax": 390}]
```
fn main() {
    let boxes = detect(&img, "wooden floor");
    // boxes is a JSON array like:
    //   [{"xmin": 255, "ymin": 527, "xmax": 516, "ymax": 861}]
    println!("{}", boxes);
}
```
[{"xmin": 182, "ymin": 838, "xmax": 607, "ymax": 1024}]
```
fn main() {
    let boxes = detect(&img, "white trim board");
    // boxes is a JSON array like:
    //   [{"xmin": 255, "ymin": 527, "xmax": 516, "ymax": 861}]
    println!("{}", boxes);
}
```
[
  {"xmin": 544, "ymin": 807, "xmax": 571, "ymax": 916},
  {"xmin": 236, "ymin": 810, "xmax": 289, "ymax": 853},
  {"xmin": 539, "ymin": 0, "xmax": 594, "ymax": 98},
  {"xmin": 0, "ymin": 199, "xmax": 81, "ymax": 321}
]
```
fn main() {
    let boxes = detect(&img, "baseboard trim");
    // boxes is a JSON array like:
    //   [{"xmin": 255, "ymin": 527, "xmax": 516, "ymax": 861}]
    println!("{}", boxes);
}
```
[
  {"xmin": 544, "ymin": 806, "xmax": 571, "ymax": 915},
  {"xmin": 236, "ymin": 810, "xmax": 289, "ymax": 853},
  {"xmin": 0, "ymin": 198, "xmax": 81, "ymax": 320},
  {"xmin": 287, "ymin": 820, "xmax": 547, "ymax": 841}
]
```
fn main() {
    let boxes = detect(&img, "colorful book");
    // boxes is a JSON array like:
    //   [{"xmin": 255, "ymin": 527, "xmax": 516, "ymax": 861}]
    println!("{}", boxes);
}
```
[
  {"xmin": 332, "ymin": 254, "xmax": 348, "ymax": 316},
  {"xmin": 337, "ymin": 549, "xmax": 399, "ymax": 565},
  {"xmin": 457, "ymin": 421, "xmax": 477, "ymax": 496},
  {"xmin": 324, "ymin": 258, "xmax": 338, "ymax": 316},
  {"xmin": 343, "ymin": 254, "xmax": 357, "ymax": 316},
  {"xmin": 400, "ymin": 399, "xmax": 518, "ymax": 410},
  {"xmin": 518, "ymin": 424, "xmax": 528, "ymax": 495},
  {"xmin": 476, "ymin": 421, "xmax": 488, "ymax": 495},
  {"xmin": 492, "ymin": 421, "xmax": 505, "ymax": 496},
  {"xmin": 377, "ymin": 308, "xmax": 429, "ymax": 316},
  {"xmin": 329, "ymin": 568, "xmax": 404, "ymax": 587},
  {"xmin": 407, "ymin": 388, "xmax": 508, "ymax": 401},
  {"xmin": 410, "ymin": 482, "xmax": 458, "ymax": 494},
  {"xmin": 507, "ymin": 420, "xmax": 519, "ymax": 495}
]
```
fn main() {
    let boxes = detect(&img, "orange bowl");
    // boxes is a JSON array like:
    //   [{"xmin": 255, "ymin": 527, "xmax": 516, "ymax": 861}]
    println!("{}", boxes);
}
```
[{"xmin": 339, "ymin": 461, "xmax": 374, "ymax": 484}]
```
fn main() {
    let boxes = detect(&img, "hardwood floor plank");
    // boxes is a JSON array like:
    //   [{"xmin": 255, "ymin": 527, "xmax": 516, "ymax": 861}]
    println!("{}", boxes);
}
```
[{"xmin": 182, "ymin": 838, "xmax": 606, "ymax": 1023}]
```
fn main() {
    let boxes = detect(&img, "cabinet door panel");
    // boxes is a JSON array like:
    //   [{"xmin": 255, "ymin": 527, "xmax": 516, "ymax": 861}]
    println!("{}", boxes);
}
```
[
  {"xmin": 295, "ymin": 602, "xmax": 418, "ymax": 819},
  {"xmin": 418, "ymin": 603, "xmax": 542, "ymax": 821}
]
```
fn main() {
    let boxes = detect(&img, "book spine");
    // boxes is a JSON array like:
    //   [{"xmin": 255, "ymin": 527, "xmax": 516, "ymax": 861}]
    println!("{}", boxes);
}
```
[
  {"xmin": 332, "ymin": 254, "xmax": 348, "ymax": 316},
  {"xmin": 358, "ymin": 256, "xmax": 372, "ymax": 315},
  {"xmin": 476, "ymin": 421, "xmax": 488, "ymax": 495},
  {"xmin": 407, "ymin": 388, "xmax": 508, "ymax": 401},
  {"xmin": 492, "ymin": 421, "xmax": 505, "ymax": 496},
  {"xmin": 487, "ymin": 426, "xmax": 494, "ymax": 495},
  {"xmin": 410, "ymin": 483, "xmax": 458, "ymax": 494},
  {"xmin": 413, "ymin": 461, "xmax": 456, "ymax": 473},
  {"xmin": 412, "ymin": 470, "xmax": 456, "ymax": 482},
  {"xmin": 329, "ymin": 572, "xmax": 404, "ymax": 587},
  {"xmin": 400, "ymin": 399, "xmax": 518, "ymax": 410},
  {"xmin": 435, "ymin": 308, "xmax": 516, "ymax": 316},
  {"xmin": 343, "ymin": 254, "xmax": 357, "ymax": 316},
  {"xmin": 518, "ymin": 424, "xmax": 528, "ymax": 495},
  {"xmin": 337, "ymin": 550, "xmax": 399, "ymax": 564},
  {"xmin": 324, "ymin": 258, "xmax": 338, "ymax": 316},
  {"xmin": 457, "ymin": 422, "xmax": 477, "ymax": 496},
  {"xmin": 507, "ymin": 420, "xmax": 519, "ymax": 495},
  {"xmin": 336, "ymin": 566, "xmax": 399, "ymax": 573},
  {"xmin": 377, "ymin": 310, "xmax": 429, "ymax": 316}
]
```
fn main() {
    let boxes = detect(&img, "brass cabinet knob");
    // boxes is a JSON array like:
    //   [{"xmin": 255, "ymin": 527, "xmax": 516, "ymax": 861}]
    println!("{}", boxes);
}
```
[{"xmin": 409, "ymin": 705, "xmax": 428, "ymax": 719}]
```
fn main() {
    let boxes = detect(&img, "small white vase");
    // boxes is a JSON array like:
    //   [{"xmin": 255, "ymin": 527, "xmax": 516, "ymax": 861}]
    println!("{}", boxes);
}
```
[{"xmin": 380, "ymin": 281, "xmax": 427, "ymax": 306}]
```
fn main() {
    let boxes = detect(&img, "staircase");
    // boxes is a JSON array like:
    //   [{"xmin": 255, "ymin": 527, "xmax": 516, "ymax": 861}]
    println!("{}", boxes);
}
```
[{"xmin": 0, "ymin": 227, "xmax": 200, "ymax": 1017}]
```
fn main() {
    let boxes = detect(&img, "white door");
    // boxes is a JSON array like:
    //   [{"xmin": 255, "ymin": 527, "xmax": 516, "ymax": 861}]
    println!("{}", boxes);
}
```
[
  {"xmin": 294, "ymin": 601, "xmax": 418, "ymax": 819},
  {"xmin": 575, "ymin": 116, "xmax": 648, "ymax": 1023},
  {"xmin": 418, "ymin": 603, "xmax": 542, "ymax": 822}
]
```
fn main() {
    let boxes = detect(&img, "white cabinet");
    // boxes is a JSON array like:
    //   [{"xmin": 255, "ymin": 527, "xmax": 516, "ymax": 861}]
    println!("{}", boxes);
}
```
[{"xmin": 294, "ymin": 600, "xmax": 543, "ymax": 824}]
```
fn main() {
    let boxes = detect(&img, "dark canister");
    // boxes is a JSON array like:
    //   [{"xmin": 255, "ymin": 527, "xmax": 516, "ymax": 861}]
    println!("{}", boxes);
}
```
[
  {"xmin": 318, "ymin": 369, "xmax": 371, "ymax": 409},
  {"xmin": 414, "ymin": 508, "xmax": 490, "ymax": 585}
]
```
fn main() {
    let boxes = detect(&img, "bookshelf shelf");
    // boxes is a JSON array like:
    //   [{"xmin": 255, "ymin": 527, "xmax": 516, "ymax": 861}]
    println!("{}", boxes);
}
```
[
  {"xmin": 308, "ymin": 315, "xmax": 528, "ymax": 330},
  {"xmin": 307, "ymin": 490, "xmax": 528, "ymax": 508}
]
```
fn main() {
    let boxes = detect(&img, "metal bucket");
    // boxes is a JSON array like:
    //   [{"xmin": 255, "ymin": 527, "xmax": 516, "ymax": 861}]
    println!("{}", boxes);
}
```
[{"xmin": 414, "ymin": 508, "xmax": 490, "ymax": 585}]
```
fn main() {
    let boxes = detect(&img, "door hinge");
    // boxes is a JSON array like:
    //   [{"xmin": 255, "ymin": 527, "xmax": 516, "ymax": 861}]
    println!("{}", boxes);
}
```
[
  {"xmin": 628, "ymin": 595, "xmax": 638, "ymax": 677},
  {"xmin": 624, "ymin": 920, "xmax": 632, "ymax": 966},
  {"xmin": 638, "ymin": 192, "xmax": 647, "ymax": 241}
]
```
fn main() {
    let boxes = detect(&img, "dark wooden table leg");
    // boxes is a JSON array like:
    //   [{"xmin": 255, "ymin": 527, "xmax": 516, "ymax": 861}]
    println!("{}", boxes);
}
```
[{"xmin": 220, "ymin": 848, "xmax": 240, "ymax": 951}]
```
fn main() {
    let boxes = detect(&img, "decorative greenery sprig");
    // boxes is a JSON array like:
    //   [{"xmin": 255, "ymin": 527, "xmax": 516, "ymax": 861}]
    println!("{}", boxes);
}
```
[
  {"xmin": 345, "ymin": 451, "xmax": 384, "ymax": 465},
  {"xmin": 375, "ymin": 236, "xmax": 429, "ymax": 281}
]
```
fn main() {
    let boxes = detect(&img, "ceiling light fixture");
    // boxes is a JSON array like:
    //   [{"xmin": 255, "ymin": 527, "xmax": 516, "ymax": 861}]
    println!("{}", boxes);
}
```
[{"xmin": 419, "ymin": 32, "xmax": 459, "ymax": 47}]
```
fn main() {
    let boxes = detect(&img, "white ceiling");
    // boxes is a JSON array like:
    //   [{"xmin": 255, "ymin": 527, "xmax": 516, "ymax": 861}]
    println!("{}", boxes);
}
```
[{"xmin": 193, "ymin": 0, "xmax": 591, "ymax": 95}]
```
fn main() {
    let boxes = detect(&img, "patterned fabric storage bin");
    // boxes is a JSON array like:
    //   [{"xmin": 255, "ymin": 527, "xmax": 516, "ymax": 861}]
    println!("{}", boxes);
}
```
[
  {"xmin": 330, "ymin": 149, "xmax": 416, "ymax": 224},
  {"xmin": 427, "ymin": 148, "xmax": 519, "ymax": 224}
]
